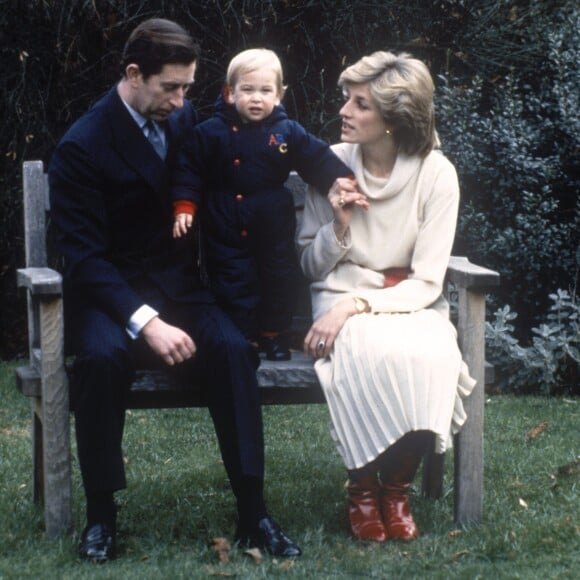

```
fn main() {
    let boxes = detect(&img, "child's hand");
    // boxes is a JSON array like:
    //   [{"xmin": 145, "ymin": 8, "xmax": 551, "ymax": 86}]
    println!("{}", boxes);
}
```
[{"xmin": 173, "ymin": 213, "xmax": 193, "ymax": 238}]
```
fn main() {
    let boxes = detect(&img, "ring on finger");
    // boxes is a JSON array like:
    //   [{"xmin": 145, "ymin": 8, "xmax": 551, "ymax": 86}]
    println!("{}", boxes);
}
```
[
  {"xmin": 317, "ymin": 340, "xmax": 326, "ymax": 352},
  {"xmin": 338, "ymin": 196, "xmax": 345, "ymax": 207}
]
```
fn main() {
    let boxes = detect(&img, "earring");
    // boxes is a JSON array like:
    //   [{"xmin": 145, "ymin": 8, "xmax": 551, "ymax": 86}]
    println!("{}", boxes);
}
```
[{"xmin": 385, "ymin": 129, "xmax": 392, "ymax": 136}]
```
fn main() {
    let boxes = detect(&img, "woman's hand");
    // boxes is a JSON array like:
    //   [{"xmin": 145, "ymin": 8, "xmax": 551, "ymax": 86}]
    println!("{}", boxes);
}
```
[
  {"xmin": 328, "ymin": 177, "xmax": 368, "ymax": 241},
  {"xmin": 304, "ymin": 298, "xmax": 357, "ymax": 358}
]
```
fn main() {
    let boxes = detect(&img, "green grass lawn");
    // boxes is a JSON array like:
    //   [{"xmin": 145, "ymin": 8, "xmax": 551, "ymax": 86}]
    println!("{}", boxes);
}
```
[{"xmin": 0, "ymin": 359, "xmax": 578, "ymax": 579}]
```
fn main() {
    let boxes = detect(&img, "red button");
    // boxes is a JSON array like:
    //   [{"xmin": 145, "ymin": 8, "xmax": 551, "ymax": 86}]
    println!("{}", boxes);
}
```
[
  {"xmin": 240, "ymin": 229, "xmax": 248, "ymax": 237},
  {"xmin": 235, "ymin": 194, "xmax": 243, "ymax": 201},
  {"xmin": 233, "ymin": 158, "xmax": 241, "ymax": 166}
]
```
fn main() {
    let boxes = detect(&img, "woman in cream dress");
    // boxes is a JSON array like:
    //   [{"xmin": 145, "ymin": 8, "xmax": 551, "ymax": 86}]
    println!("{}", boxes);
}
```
[{"xmin": 297, "ymin": 51, "xmax": 475, "ymax": 542}]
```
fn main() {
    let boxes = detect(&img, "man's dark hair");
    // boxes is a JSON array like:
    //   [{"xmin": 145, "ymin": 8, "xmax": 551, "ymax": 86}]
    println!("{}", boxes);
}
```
[{"xmin": 121, "ymin": 18, "xmax": 200, "ymax": 78}]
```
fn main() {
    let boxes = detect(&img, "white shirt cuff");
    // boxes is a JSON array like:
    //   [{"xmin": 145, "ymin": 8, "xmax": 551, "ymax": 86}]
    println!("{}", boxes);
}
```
[{"xmin": 126, "ymin": 305, "xmax": 158, "ymax": 339}]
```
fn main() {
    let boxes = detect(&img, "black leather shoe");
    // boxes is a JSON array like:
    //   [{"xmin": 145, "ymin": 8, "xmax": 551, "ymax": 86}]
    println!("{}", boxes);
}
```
[
  {"xmin": 259, "ymin": 336, "xmax": 291, "ymax": 361},
  {"xmin": 78, "ymin": 523, "xmax": 116, "ymax": 563},
  {"xmin": 236, "ymin": 516, "xmax": 302, "ymax": 557}
]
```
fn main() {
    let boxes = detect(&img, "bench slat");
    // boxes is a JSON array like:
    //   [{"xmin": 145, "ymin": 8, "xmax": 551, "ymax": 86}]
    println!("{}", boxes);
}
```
[{"xmin": 16, "ymin": 352, "xmax": 323, "ymax": 406}]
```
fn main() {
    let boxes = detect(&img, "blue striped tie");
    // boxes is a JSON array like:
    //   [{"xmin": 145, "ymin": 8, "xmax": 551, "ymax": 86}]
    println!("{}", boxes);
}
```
[{"xmin": 145, "ymin": 120, "xmax": 166, "ymax": 159}]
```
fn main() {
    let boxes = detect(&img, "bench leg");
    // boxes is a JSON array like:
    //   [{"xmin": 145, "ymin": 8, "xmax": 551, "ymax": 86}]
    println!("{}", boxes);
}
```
[
  {"xmin": 32, "ymin": 399, "xmax": 44, "ymax": 504},
  {"xmin": 39, "ymin": 297, "xmax": 73, "ymax": 537},
  {"xmin": 454, "ymin": 287, "xmax": 485, "ymax": 525}
]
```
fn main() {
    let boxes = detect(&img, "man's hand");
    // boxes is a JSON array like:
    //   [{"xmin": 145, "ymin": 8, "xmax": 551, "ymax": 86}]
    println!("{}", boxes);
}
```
[{"xmin": 141, "ymin": 316, "xmax": 196, "ymax": 366}]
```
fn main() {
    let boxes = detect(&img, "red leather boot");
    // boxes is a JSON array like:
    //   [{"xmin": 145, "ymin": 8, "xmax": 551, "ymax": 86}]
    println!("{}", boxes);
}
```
[
  {"xmin": 346, "ymin": 473, "xmax": 387, "ymax": 542},
  {"xmin": 378, "ymin": 431, "xmax": 432, "ymax": 541},
  {"xmin": 381, "ymin": 482, "xmax": 418, "ymax": 541}
]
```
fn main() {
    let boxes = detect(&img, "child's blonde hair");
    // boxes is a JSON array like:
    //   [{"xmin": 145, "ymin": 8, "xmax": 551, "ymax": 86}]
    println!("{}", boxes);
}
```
[{"xmin": 226, "ymin": 48, "xmax": 286, "ymax": 98}]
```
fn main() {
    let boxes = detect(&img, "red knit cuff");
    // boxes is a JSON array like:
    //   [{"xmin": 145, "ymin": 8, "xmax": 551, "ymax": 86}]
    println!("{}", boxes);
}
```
[{"xmin": 173, "ymin": 200, "xmax": 197, "ymax": 218}]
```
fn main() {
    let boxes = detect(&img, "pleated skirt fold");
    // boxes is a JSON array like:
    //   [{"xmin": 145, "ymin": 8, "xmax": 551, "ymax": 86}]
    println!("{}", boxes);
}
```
[{"xmin": 314, "ymin": 309, "xmax": 476, "ymax": 470}]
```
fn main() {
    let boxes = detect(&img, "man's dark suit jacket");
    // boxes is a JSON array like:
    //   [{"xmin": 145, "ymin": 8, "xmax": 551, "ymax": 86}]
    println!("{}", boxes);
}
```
[{"xmin": 49, "ymin": 85, "xmax": 214, "ymax": 331}]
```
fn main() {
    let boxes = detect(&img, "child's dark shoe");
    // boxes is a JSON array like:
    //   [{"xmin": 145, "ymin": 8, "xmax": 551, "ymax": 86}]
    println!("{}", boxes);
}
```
[{"xmin": 259, "ymin": 335, "xmax": 291, "ymax": 361}]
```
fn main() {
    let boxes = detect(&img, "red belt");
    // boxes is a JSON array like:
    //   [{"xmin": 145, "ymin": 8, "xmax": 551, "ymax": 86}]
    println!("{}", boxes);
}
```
[{"xmin": 383, "ymin": 267, "xmax": 411, "ymax": 288}]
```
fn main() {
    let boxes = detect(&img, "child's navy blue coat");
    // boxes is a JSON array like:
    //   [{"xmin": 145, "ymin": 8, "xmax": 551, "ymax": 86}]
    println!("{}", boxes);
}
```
[{"xmin": 172, "ymin": 96, "xmax": 352, "ymax": 338}]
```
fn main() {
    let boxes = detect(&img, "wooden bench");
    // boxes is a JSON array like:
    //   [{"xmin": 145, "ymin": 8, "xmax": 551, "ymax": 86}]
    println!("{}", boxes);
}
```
[{"xmin": 16, "ymin": 159, "xmax": 499, "ymax": 538}]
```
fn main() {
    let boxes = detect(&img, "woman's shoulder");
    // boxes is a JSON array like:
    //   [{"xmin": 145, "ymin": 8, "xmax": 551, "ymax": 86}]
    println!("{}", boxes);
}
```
[
  {"xmin": 417, "ymin": 149, "xmax": 458, "ymax": 185},
  {"xmin": 416, "ymin": 150, "xmax": 460, "ymax": 204},
  {"xmin": 423, "ymin": 149, "xmax": 456, "ymax": 172}
]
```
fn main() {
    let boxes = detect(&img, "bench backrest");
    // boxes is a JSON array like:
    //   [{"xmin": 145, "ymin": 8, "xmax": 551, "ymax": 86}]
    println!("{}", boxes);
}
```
[{"xmin": 23, "ymin": 161, "xmax": 50, "ymax": 269}]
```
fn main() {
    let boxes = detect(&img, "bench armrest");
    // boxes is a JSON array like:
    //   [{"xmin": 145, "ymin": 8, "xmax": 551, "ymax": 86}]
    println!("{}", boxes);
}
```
[
  {"xmin": 17, "ymin": 267, "xmax": 62, "ymax": 296},
  {"xmin": 447, "ymin": 256, "xmax": 500, "ymax": 290},
  {"xmin": 446, "ymin": 256, "xmax": 499, "ymax": 525}
]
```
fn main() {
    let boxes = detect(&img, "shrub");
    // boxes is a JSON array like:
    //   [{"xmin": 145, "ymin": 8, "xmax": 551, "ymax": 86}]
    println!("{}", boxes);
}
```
[
  {"xmin": 486, "ymin": 290, "xmax": 579, "ymax": 395},
  {"xmin": 437, "ymin": 52, "xmax": 578, "ymax": 335},
  {"xmin": 435, "ymin": 1, "xmax": 579, "ymax": 393}
]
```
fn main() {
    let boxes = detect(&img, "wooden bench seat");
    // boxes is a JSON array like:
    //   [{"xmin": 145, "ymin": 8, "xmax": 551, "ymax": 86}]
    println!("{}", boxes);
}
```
[{"xmin": 16, "ymin": 160, "xmax": 499, "ymax": 538}]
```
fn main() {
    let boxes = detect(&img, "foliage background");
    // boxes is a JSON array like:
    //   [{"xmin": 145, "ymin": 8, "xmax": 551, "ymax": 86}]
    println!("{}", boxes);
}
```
[{"xmin": 1, "ymin": 1, "xmax": 578, "ymax": 391}]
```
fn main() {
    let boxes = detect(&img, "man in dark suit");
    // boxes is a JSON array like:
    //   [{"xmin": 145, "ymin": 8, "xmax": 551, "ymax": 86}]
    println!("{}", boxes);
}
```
[{"xmin": 49, "ymin": 18, "xmax": 301, "ymax": 562}]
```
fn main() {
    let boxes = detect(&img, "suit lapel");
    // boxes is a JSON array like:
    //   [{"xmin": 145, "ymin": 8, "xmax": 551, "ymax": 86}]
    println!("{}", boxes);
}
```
[{"xmin": 105, "ymin": 87, "xmax": 169, "ymax": 197}]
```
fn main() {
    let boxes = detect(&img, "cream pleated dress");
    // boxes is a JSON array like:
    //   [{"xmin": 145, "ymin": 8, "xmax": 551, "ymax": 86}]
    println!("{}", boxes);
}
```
[{"xmin": 296, "ymin": 143, "xmax": 476, "ymax": 469}]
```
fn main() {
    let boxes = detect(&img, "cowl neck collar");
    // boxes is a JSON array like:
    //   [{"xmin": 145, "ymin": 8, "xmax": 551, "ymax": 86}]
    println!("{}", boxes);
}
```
[{"xmin": 343, "ymin": 143, "xmax": 422, "ymax": 200}]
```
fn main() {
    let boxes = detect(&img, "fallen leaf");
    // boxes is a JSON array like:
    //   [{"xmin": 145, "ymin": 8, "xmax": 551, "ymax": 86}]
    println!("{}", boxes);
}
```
[
  {"xmin": 210, "ymin": 537, "xmax": 231, "ymax": 563},
  {"xmin": 244, "ymin": 547, "xmax": 263, "ymax": 563},
  {"xmin": 447, "ymin": 549, "xmax": 469, "ymax": 563},
  {"xmin": 278, "ymin": 559, "xmax": 294, "ymax": 570},
  {"xmin": 448, "ymin": 529, "xmax": 461, "ymax": 539},
  {"xmin": 526, "ymin": 421, "xmax": 548, "ymax": 441},
  {"xmin": 519, "ymin": 498, "xmax": 528, "ymax": 508}
]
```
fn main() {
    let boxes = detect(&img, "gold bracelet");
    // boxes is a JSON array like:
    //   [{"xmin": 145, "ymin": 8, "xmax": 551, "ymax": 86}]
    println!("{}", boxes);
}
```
[
  {"xmin": 353, "ymin": 296, "xmax": 368, "ymax": 314},
  {"xmin": 333, "ymin": 219, "xmax": 348, "ymax": 248}
]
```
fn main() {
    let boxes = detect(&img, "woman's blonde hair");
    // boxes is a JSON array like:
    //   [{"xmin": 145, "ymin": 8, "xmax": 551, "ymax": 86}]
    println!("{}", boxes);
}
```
[
  {"xmin": 226, "ymin": 48, "xmax": 286, "ymax": 98},
  {"xmin": 338, "ymin": 51, "xmax": 438, "ymax": 157}
]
